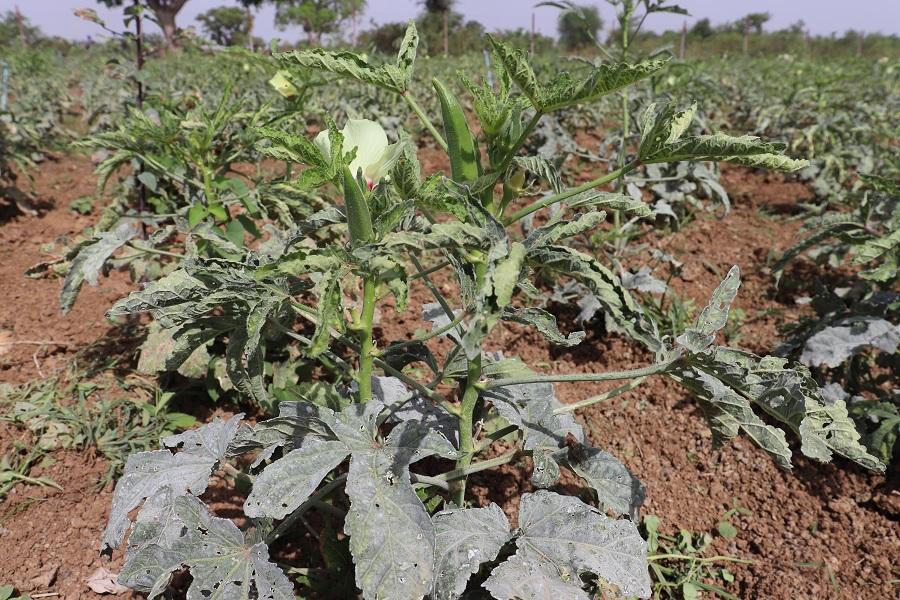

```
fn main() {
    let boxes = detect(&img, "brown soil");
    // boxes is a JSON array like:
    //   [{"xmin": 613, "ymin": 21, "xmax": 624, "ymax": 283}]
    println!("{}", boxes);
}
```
[
  {"xmin": 0, "ymin": 154, "xmax": 135, "ymax": 385},
  {"xmin": 0, "ymin": 157, "xmax": 896, "ymax": 599}
]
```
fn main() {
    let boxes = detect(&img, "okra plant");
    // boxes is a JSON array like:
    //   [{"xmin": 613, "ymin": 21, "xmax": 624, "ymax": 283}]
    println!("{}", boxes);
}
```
[{"xmin": 100, "ymin": 24, "xmax": 884, "ymax": 599}]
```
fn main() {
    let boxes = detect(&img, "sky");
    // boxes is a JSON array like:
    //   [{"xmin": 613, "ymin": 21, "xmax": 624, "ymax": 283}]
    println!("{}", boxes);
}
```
[{"xmin": 1, "ymin": 0, "xmax": 898, "ymax": 43}]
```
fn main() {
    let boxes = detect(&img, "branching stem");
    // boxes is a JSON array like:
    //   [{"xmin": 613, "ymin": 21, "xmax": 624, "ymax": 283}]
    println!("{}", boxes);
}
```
[
  {"xmin": 484, "ymin": 360, "xmax": 673, "ymax": 390},
  {"xmin": 504, "ymin": 159, "xmax": 641, "ymax": 224}
]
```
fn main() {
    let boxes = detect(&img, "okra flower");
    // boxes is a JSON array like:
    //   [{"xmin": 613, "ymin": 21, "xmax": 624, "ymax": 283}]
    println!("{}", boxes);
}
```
[{"xmin": 314, "ymin": 119, "xmax": 401, "ymax": 189}]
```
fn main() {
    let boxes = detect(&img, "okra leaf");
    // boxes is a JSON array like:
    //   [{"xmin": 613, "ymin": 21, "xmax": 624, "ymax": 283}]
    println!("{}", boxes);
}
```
[
  {"xmin": 431, "ymin": 504, "xmax": 512, "ymax": 600},
  {"xmin": 483, "ymin": 552, "xmax": 591, "ymax": 600},
  {"xmin": 800, "ymin": 317, "xmax": 900, "ymax": 368},
  {"xmin": 490, "ymin": 382, "xmax": 584, "ymax": 487},
  {"xmin": 308, "ymin": 269, "xmax": 344, "ymax": 358},
  {"xmin": 564, "ymin": 445, "xmax": 645, "ymax": 519},
  {"xmin": 274, "ymin": 23, "xmax": 418, "ymax": 94},
  {"xmin": 102, "ymin": 414, "xmax": 243, "ymax": 551},
  {"xmin": 377, "ymin": 377, "xmax": 459, "ymax": 444},
  {"xmin": 501, "ymin": 306, "xmax": 585, "ymax": 347},
  {"xmin": 528, "ymin": 245, "xmax": 662, "ymax": 353},
  {"xmin": 524, "ymin": 210, "xmax": 608, "ymax": 248},
  {"xmin": 514, "ymin": 155, "xmax": 564, "ymax": 194},
  {"xmin": 492, "ymin": 241, "xmax": 526, "ymax": 307},
  {"xmin": 487, "ymin": 35, "xmax": 666, "ymax": 113},
  {"xmin": 136, "ymin": 322, "xmax": 214, "ymax": 379},
  {"xmin": 121, "ymin": 494, "xmax": 294, "ymax": 599},
  {"xmin": 484, "ymin": 491, "xmax": 651, "ymax": 599},
  {"xmin": 244, "ymin": 438, "xmax": 350, "ymax": 519},
  {"xmin": 641, "ymin": 131, "xmax": 808, "ymax": 172},
  {"xmin": 679, "ymin": 347, "xmax": 885, "ymax": 472},
  {"xmin": 673, "ymin": 364, "xmax": 793, "ymax": 469},
  {"xmin": 344, "ymin": 449, "xmax": 435, "ymax": 600},
  {"xmin": 566, "ymin": 190, "xmax": 651, "ymax": 216},
  {"xmin": 61, "ymin": 219, "xmax": 141, "ymax": 313},
  {"xmin": 676, "ymin": 265, "xmax": 740, "ymax": 353}
]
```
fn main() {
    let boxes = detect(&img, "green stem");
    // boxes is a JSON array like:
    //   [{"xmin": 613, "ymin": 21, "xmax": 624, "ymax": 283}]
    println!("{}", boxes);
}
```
[
  {"xmin": 484, "ymin": 361, "xmax": 672, "ymax": 390},
  {"xmin": 356, "ymin": 278, "xmax": 377, "ymax": 403},
  {"xmin": 382, "ymin": 310, "xmax": 466, "ymax": 353},
  {"xmin": 450, "ymin": 354, "xmax": 482, "ymax": 505},
  {"xmin": 474, "ymin": 424, "xmax": 519, "ymax": 453},
  {"xmin": 409, "ymin": 253, "xmax": 457, "ymax": 325},
  {"xmin": 125, "ymin": 242, "xmax": 184, "ymax": 259},
  {"xmin": 648, "ymin": 554, "xmax": 755, "ymax": 565},
  {"xmin": 553, "ymin": 376, "xmax": 648, "ymax": 414},
  {"xmin": 402, "ymin": 92, "xmax": 448, "ymax": 152},
  {"xmin": 439, "ymin": 449, "xmax": 519, "ymax": 482},
  {"xmin": 504, "ymin": 159, "xmax": 640, "ymax": 225}
]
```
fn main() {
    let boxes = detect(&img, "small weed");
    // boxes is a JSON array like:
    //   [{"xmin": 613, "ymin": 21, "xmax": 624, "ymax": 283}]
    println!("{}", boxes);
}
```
[{"xmin": 644, "ymin": 514, "xmax": 752, "ymax": 600}]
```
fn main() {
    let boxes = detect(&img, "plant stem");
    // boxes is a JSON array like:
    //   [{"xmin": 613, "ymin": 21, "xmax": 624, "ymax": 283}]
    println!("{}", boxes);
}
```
[
  {"xmin": 356, "ymin": 278, "xmax": 377, "ymax": 403},
  {"xmin": 439, "ymin": 449, "xmax": 519, "ymax": 482},
  {"xmin": 504, "ymin": 159, "xmax": 640, "ymax": 225},
  {"xmin": 474, "ymin": 423, "xmax": 519, "ymax": 453},
  {"xmin": 647, "ymin": 554, "xmax": 755, "ymax": 565},
  {"xmin": 484, "ymin": 360, "xmax": 672, "ymax": 390},
  {"xmin": 450, "ymin": 353, "xmax": 482, "ymax": 505},
  {"xmin": 409, "ymin": 253, "xmax": 457, "ymax": 324},
  {"xmin": 553, "ymin": 376, "xmax": 648, "ymax": 414},
  {"xmin": 402, "ymin": 92, "xmax": 448, "ymax": 152},
  {"xmin": 382, "ymin": 310, "xmax": 466, "ymax": 353}
]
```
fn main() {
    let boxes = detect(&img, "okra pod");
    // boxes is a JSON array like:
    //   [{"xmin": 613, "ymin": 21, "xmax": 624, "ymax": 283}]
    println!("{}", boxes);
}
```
[
  {"xmin": 433, "ymin": 78, "xmax": 480, "ymax": 184},
  {"xmin": 342, "ymin": 165, "xmax": 374, "ymax": 244}
]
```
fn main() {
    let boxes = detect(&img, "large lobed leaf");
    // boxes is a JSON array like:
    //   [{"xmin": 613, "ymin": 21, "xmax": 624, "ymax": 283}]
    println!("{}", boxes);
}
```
[
  {"xmin": 487, "ymin": 35, "xmax": 667, "ymax": 113},
  {"xmin": 483, "ymin": 491, "xmax": 651, "ymax": 599},
  {"xmin": 274, "ymin": 22, "xmax": 418, "ymax": 94},
  {"xmin": 119, "ymin": 493, "xmax": 294, "ymax": 599},
  {"xmin": 102, "ymin": 414, "xmax": 243, "ymax": 552}
]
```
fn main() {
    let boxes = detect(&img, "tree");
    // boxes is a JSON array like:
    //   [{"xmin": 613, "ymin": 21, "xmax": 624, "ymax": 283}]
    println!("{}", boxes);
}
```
[
  {"xmin": 358, "ymin": 21, "xmax": 408, "ymax": 53},
  {"xmin": 735, "ymin": 12, "xmax": 770, "ymax": 35},
  {"xmin": 416, "ymin": 4, "xmax": 483, "ymax": 56},
  {"xmin": 419, "ymin": 0, "xmax": 454, "ymax": 55},
  {"xmin": 0, "ymin": 10, "xmax": 41, "ymax": 46},
  {"xmin": 196, "ymin": 6, "xmax": 249, "ymax": 46},
  {"xmin": 274, "ymin": 0, "xmax": 366, "ymax": 46},
  {"xmin": 689, "ymin": 17, "xmax": 713, "ymax": 39},
  {"xmin": 558, "ymin": 4, "xmax": 602, "ymax": 50},
  {"xmin": 97, "ymin": 0, "xmax": 190, "ymax": 49}
]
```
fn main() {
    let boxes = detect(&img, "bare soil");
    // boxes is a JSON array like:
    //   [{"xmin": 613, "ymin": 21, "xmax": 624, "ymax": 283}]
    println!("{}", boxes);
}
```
[{"xmin": 0, "ymin": 156, "xmax": 896, "ymax": 599}]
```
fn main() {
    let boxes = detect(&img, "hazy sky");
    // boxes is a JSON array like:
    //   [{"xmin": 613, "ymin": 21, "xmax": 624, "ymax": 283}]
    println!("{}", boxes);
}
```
[{"xmin": 2, "ymin": 0, "xmax": 898, "ymax": 42}]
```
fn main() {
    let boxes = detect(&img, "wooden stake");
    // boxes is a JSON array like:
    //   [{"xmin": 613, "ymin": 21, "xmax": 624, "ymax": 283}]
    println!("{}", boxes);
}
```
[
  {"xmin": 679, "ymin": 21, "xmax": 686, "ymax": 59},
  {"xmin": 531, "ymin": 12, "xmax": 536, "ymax": 54}
]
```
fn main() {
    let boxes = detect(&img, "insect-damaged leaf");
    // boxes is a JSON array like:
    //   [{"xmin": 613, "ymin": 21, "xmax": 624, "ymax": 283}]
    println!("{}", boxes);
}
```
[
  {"xmin": 640, "ymin": 129, "xmax": 808, "ymax": 172},
  {"xmin": 431, "ymin": 504, "xmax": 511, "ymax": 600},
  {"xmin": 502, "ymin": 306, "xmax": 585, "ymax": 347},
  {"xmin": 274, "ymin": 23, "xmax": 418, "ymax": 94},
  {"xmin": 528, "ymin": 245, "xmax": 662, "ymax": 353},
  {"xmin": 490, "ymin": 382, "xmax": 584, "ymax": 487},
  {"xmin": 120, "ymin": 494, "xmax": 294, "ymax": 599},
  {"xmin": 565, "ymin": 445, "xmax": 645, "ymax": 519},
  {"xmin": 676, "ymin": 265, "xmax": 740, "ymax": 353},
  {"xmin": 483, "ymin": 491, "xmax": 651, "ymax": 599},
  {"xmin": 61, "ymin": 219, "xmax": 141, "ymax": 313},
  {"xmin": 487, "ymin": 35, "xmax": 666, "ymax": 113},
  {"xmin": 483, "ymin": 552, "xmax": 590, "ymax": 600},
  {"xmin": 244, "ymin": 439, "xmax": 349, "ymax": 519},
  {"xmin": 344, "ymin": 449, "xmax": 435, "ymax": 600},
  {"xmin": 102, "ymin": 414, "xmax": 242, "ymax": 552}
]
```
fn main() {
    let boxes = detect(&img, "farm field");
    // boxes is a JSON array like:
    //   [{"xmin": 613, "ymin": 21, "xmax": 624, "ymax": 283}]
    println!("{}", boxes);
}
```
[{"xmin": 0, "ymin": 2, "xmax": 898, "ymax": 600}]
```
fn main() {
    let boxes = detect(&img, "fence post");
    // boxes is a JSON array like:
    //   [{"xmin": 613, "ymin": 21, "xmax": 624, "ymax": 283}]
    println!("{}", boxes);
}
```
[{"xmin": 679, "ymin": 21, "xmax": 686, "ymax": 59}]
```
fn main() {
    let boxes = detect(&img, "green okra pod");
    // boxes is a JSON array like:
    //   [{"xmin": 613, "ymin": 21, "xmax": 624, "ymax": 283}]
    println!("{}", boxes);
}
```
[
  {"xmin": 342, "ymin": 165, "xmax": 374, "ymax": 244},
  {"xmin": 433, "ymin": 78, "xmax": 480, "ymax": 184}
]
